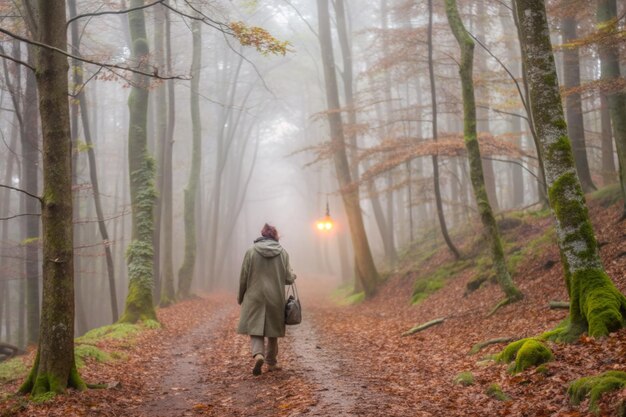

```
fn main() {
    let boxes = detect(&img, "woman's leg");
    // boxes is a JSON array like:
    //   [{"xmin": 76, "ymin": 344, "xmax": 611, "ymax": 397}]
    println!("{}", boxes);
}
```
[
  {"xmin": 250, "ymin": 335, "xmax": 264, "ymax": 357},
  {"xmin": 266, "ymin": 337, "xmax": 278, "ymax": 366},
  {"xmin": 250, "ymin": 336, "xmax": 265, "ymax": 375}
]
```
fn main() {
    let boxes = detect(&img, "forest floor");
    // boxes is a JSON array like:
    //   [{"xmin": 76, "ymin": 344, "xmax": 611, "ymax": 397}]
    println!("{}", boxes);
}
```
[{"xmin": 1, "ymin": 193, "xmax": 625, "ymax": 416}]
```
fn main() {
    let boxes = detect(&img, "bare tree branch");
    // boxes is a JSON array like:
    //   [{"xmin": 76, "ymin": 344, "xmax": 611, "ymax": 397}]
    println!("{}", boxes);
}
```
[
  {"xmin": 0, "ymin": 26, "xmax": 188, "ymax": 80},
  {"xmin": 66, "ymin": 0, "xmax": 165, "ymax": 28},
  {"xmin": 0, "ymin": 213, "xmax": 40, "ymax": 221},
  {"xmin": 0, "ymin": 183, "xmax": 42, "ymax": 202}
]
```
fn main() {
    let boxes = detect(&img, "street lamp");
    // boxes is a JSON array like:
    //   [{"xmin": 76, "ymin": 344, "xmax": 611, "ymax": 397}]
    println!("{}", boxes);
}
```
[{"xmin": 316, "ymin": 201, "xmax": 334, "ymax": 232}]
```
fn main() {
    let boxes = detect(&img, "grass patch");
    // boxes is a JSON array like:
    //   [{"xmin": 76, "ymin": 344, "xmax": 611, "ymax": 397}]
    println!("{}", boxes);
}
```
[
  {"xmin": 0, "ymin": 357, "xmax": 27, "ymax": 384},
  {"xmin": 454, "ymin": 371, "xmax": 474, "ymax": 386},
  {"xmin": 486, "ymin": 383, "xmax": 510, "ymax": 401},
  {"xmin": 74, "ymin": 344, "xmax": 112, "ymax": 369},
  {"xmin": 411, "ymin": 259, "xmax": 472, "ymax": 304},
  {"xmin": 76, "ymin": 323, "xmax": 142, "ymax": 345},
  {"xmin": 331, "ymin": 284, "xmax": 365, "ymax": 306}
]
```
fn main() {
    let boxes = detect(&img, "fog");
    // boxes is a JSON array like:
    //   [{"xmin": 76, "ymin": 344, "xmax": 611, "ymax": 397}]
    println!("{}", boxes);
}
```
[{"xmin": 0, "ymin": 0, "xmax": 619, "ymax": 346}]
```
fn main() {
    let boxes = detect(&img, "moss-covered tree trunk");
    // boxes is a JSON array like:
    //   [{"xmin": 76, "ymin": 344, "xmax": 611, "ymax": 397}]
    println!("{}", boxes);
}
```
[
  {"xmin": 177, "ymin": 18, "xmax": 202, "ymax": 299},
  {"xmin": 19, "ymin": 0, "xmax": 85, "ymax": 396},
  {"xmin": 445, "ymin": 0, "xmax": 523, "ymax": 304},
  {"xmin": 119, "ymin": 0, "xmax": 157, "ymax": 323},
  {"xmin": 597, "ymin": 0, "xmax": 626, "ymax": 218},
  {"xmin": 317, "ymin": 0, "xmax": 379, "ymax": 296},
  {"xmin": 515, "ymin": 0, "xmax": 626, "ymax": 340},
  {"xmin": 427, "ymin": 0, "xmax": 460, "ymax": 260},
  {"xmin": 561, "ymin": 13, "xmax": 595, "ymax": 193}
]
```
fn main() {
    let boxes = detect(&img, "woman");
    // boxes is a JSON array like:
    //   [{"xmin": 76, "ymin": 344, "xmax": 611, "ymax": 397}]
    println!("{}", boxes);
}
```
[{"xmin": 237, "ymin": 223, "xmax": 296, "ymax": 376}]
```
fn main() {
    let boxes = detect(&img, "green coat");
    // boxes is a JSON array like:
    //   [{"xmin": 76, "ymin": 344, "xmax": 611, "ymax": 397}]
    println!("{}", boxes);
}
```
[{"xmin": 237, "ymin": 238, "xmax": 296, "ymax": 337}]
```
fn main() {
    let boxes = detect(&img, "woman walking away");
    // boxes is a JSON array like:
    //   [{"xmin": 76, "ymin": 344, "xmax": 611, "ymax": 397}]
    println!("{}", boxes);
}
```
[{"xmin": 237, "ymin": 223, "xmax": 297, "ymax": 376}]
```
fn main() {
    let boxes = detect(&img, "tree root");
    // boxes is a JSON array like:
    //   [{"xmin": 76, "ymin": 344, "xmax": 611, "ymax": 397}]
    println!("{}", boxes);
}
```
[
  {"xmin": 401, "ymin": 317, "xmax": 445, "ymax": 337},
  {"xmin": 469, "ymin": 337, "xmax": 516, "ymax": 355},
  {"xmin": 548, "ymin": 301, "xmax": 569, "ymax": 309},
  {"xmin": 487, "ymin": 297, "xmax": 510, "ymax": 317}
]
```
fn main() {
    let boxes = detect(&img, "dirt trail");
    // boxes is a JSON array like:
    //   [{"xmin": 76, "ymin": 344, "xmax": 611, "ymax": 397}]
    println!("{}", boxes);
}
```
[
  {"xmin": 138, "ymin": 302, "xmax": 236, "ymax": 417},
  {"xmin": 290, "ymin": 309, "xmax": 390, "ymax": 416}
]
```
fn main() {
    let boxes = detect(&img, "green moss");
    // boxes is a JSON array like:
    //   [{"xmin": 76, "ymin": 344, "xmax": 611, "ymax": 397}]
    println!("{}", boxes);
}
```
[
  {"xmin": 568, "ymin": 370, "xmax": 626, "ymax": 413},
  {"xmin": 454, "ymin": 371, "xmax": 474, "ymax": 386},
  {"xmin": 412, "ymin": 260, "xmax": 471, "ymax": 304},
  {"xmin": 142, "ymin": 319, "xmax": 161, "ymax": 330},
  {"xmin": 74, "ymin": 345, "xmax": 111, "ymax": 369},
  {"xmin": 76, "ymin": 323, "xmax": 141, "ymax": 344},
  {"xmin": 0, "ymin": 357, "xmax": 27, "ymax": 383},
  {"xmin": 486, "ymin": 383, "xmax": 510, "ymax": 401},
  {"xmin": 498, "ymin": 338, "xmax": 553, "ymax": 373},
  {"xmin": 31, "ymin": 391, "xmax": 56, "ymax": 403}
]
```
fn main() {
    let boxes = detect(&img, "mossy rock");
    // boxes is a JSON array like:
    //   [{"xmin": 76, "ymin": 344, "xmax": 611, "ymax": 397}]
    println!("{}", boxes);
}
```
[
  {"xmin": 486, "ymin": 383, "xmax": 510, "ymax": 401},
  {"xmin": 497, "ymin": 338, "xmax": 553, "ymax": 374},
  {"xmin": 568, "ymin": 370, "xmax": 626, "ymax": 413},
  {"xmin": 74, "ymin": 344, "xmax": 112, "ymax": 369},
  {"xmin": 0, "ymin": 357, "xmax": 27, "ymax": 383},
  {"xmin": 454, "ymin": 371, "xmax": 474, "ymax": 386}
]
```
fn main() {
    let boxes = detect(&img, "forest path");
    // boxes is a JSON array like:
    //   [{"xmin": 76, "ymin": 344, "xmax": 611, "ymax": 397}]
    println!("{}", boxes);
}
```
[{"xmin": 133, "ymin": 276, "xmax": 410, "ymax": 417}]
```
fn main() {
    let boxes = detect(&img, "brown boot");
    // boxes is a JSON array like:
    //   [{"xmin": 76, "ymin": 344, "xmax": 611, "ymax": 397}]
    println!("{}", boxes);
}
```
[
  {"xmin": 267, "ymin": 364, "xmax": 282, "ymax": 372},
  {"xmin": 252, "ymin": 354, "xmax": 264, "ymax": 376}
]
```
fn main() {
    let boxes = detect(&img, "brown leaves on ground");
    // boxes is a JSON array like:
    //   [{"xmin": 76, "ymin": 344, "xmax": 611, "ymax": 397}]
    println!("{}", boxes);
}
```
[{"xmin": 1, "ymin": 198, "xmax": 625, "ymax": 416}]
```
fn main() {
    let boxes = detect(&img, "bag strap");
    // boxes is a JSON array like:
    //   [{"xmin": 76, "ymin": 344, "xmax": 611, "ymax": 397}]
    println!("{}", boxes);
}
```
[{"xmin": 286, "ymin": 282, "xmax": 299, "ymax": 300}]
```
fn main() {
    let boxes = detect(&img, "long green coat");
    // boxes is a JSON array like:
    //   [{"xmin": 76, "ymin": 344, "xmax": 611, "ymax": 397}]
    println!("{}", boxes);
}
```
[{"xmin": 237, "ymin": 238, "xmax": 296, "ymax": 337}]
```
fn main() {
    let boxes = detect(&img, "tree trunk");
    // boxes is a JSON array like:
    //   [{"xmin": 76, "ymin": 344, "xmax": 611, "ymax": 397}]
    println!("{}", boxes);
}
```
[
  {"xmin": 19, "ymin": 0, "xmax": 85, "ymax": 395},
  {"xmin": 514, "ymin": 0, "xmax": 626, "ymax": 341},
  {"xmin": 561, "ymin": 13, "xmax": 595, "ymax": 192},
  {"xmin": 445, "ymin": 0, "xmax": 523, "ymax": 302},
  {"xmin": 68, "ymin": 0, "xmax": 119, "ymax": 323},
  {"xmin": 600, "ymin": 93, "xmax": 617, "ymax": 186},
  {"xmin": 22, "ymin": 46, "xmax": 40, "ymax": 346},
  {"xmin": 177, "ymin": 18, "xmax": 202, "ymax": 299},
  {"xmin": 317, "ymin": 0, "xmax": 379, "ymax": 296},
  {"xmin": 597, "ymin": 0, "xmax": 626, "ymax": 218},
  {"xmin": 159, "ymin": 2, "xmax": 176, "ymax": 305},
  {"xmin": 427, "ymin": 0, "xmax": 461, "ymax": 260},
  {"xmin": 119, "ymin": 0, "xmax": 157, "ymax": 323}
]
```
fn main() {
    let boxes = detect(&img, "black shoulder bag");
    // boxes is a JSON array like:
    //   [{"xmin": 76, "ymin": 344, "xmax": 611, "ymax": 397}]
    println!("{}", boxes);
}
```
[{"xmin": 285, "ymin": 283, "xmax": 302, "ymax": 325}]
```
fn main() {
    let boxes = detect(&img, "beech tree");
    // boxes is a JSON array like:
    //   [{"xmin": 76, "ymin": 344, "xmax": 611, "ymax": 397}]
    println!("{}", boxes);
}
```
[
  {"xmin": 317, "ymin": 0, "xmax": 379, "ymax": 296},
  {"xmin": 177, "ymin": 18, "xmax": 202, "ymax": 299},
  {"xmin": 597, "ymin": 0, "xmax": 626, "ymax": 219},
  {"xmin": 19, "ymin": 0, "xmax": 86, "ymax": 395},
  {"xmin": 445, "ymin": 0, "xmax": 523, "ymax": 309},
  {"xmin": 119, "ymin": 0, "xmax": 157, "ymax": 323},
  {"xmin": 514, "ymin": 0, "xmax": 626, "ymax": 340}
]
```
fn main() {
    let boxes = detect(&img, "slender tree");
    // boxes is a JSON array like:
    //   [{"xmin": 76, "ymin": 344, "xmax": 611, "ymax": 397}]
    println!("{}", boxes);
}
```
[
  {"xmin": 427, "ymin": 0, "xmax": 460, "ymax": 259},
  {"xmin": 514, "ymin": 0, "xmax": 626, "ymax": 340},
  {"xmin": 597, "ymin": 0, "xmax": 626, "ymax": 218},
  {"xmin": 19, "ymin": 0, "xmax": 86, "ymax": 395},
  {"xmin": 561, "ymin": 10, "xmax": 595, "ymax": 192},
  {"xmin": 177, "ymin": 18, "xmax": 202, "ymax": 299},
  {"xmin": 317, "ymin": 0, "xmax": 379, "ymax": 296},
  {"xmin": 68, "ymin": 0, "xmax": 119, "ymax": 322},
  {"xmin": 160, "ymin": 1, "xmax": 176, "ymax": 305},
  {"xmin": 445, "ymin": 0, "xmax": 523, "ymax": 308},
  {"xmin": 119, "ymin": 0, "xmax": 157, "ymax": 323}
]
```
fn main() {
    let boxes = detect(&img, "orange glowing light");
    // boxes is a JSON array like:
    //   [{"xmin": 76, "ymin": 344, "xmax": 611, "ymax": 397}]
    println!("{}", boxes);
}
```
[{"xmin": 315, "ymin": 202, "xmax": 334, "ymax": 232}]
